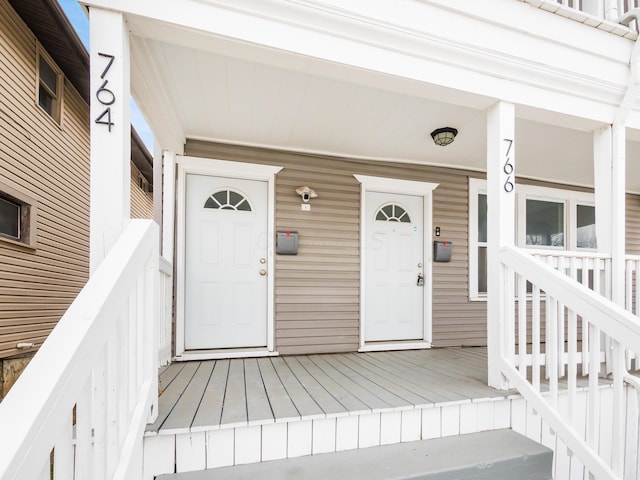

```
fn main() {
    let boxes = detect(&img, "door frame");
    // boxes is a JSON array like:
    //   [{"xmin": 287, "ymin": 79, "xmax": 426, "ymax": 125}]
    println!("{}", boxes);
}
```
[
  {"xmin": 354, "ymin": 174, "xmax": 439, "ymax": 352},
  {"xmin": 175, "ymin": 155, "xmax": 282, "ymax": 360}
]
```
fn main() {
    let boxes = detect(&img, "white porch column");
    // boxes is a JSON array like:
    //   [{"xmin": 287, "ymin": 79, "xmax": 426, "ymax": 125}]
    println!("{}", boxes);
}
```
[
  {"xmin": 610, "ymin": 123, "xmax": 626, "ymax": 307},
  {"xmin": 89, "ymin": 8, "xmax": 131, "ymax": 274},
  {"xmin": 161, "ymin": 151, "xmax": 176, "ymax": 263},
  {"xmin": 593, "ymin": 126, "xmax": 612, "ymax": 258},
  {"xmin": 486, "ymin": 101, "xmax": 516, "ymax": 390},
  {"xmin": 153, "ymin": 140, "xmax": 163, "ymax": 248},
  {"xmin": 594, "ymin": 122, "xmax": 626, "ymax": 476}
]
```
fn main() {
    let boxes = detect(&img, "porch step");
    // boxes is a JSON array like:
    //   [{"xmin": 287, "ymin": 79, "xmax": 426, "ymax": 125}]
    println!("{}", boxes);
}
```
[{"xmin": 156, "ymin": 429, "xmax": 552, "ymax": 480}]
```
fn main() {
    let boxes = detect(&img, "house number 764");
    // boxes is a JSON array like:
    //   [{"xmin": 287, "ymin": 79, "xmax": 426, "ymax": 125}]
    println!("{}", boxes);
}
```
[{"xmin": 95, "ymin": 53, "xmax": 116, "ymax": 132}]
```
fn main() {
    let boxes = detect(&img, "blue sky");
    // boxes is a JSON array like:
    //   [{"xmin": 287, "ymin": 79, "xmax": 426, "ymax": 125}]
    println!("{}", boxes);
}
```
[{"xmin": 57, "ymin": 0, "xmax": 155, "ymax": 153}]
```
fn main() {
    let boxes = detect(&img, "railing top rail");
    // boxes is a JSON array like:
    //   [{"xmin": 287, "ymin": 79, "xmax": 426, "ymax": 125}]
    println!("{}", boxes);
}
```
[
  {"xmin": 625, "ymin": 254, "xmax": 640, "ymax": 261},
  {"xmin": 527, "ymin": 248, "xmax": 611, "ymax": 259},
  {"xmin": 0, "ymin": 219, "xmax": 158, "ymax": 479},
  {"xmin": 500, "ymin": 245, "xmax": 640, "ymax": 352}
]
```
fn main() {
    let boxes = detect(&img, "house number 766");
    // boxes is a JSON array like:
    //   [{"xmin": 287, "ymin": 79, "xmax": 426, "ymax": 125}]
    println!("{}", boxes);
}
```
[
  {"xmin": 503, "ymin": 138, "xmax": 514, "ymax": 193},
  {"xmin": 95, "ymin": 53, "xmax": 116, "ymax": 132}
]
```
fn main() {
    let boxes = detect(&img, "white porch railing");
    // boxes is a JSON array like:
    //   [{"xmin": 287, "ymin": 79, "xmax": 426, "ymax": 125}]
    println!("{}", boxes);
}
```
[
  {"xmin": 158, "ymin": 257, "xmax": 173, "ymax": 366},
  {"xmin": 499, "ymin": 246, "xmax": 640, "ymax": 479},
  {"xmin": 0, "ymin": 220, "xmax": 160, "ymax": 480},
  {"xmin": 522, "ymin": 0, "xmax": 640, "ymax": 32}
]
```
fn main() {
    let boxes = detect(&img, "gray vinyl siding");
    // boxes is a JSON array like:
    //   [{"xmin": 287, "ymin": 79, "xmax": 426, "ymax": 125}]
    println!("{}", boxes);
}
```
[
  {"xmin": 0, "ymin": 0, "xmax": 89, "ymax": 358},
  {"xmin": 627, "ymin": 193, "xmax": 640, "ymax": 255},
  {"xmin": 185, "ymin": 140, "xmax": 488, "ymax": 353},
  {"xmin": 186, "ymin": 140, "xmax": 640, "ymax": 354}
]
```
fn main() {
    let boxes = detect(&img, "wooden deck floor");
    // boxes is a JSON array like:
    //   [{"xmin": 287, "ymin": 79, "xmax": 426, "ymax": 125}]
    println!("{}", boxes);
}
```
[{"xmin": 148, "ymin": 347, "xmax": 516, "ymax": 434}]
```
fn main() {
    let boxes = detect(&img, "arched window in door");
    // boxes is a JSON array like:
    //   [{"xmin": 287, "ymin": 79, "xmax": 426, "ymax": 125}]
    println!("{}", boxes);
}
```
[
  {"xmin": 204, "ymin": 189, "xmax": 252, "ymax": 211},
  {"xmin": 375, "ymin": 203, "xmax": 411, "ymax": 223}
]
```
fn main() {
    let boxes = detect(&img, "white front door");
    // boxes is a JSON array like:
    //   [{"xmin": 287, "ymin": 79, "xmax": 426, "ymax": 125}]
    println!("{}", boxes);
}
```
[
  {"xmin": 364, "ymin": 191, "xmax": 424, "ymax": 341},
  {"xmin": 184, "ymin": 174, "xmax": 268, "ymax": 350}
]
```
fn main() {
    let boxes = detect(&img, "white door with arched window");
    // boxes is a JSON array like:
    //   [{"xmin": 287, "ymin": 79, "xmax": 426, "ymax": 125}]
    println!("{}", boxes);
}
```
[
  {"xmin": 184, "ymin": 173, "xmax": 268, "ymax": 350},
  {"xmin": 364, "ymin": 191, "xmax": 425, "ymax": 342}
]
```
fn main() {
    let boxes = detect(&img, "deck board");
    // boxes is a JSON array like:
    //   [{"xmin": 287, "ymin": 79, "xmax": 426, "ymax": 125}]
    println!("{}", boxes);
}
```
[
  {"xmin": 295, "ymin": 355, "xmax": 370, "ymax": 414},
  {"xmin": 148, "ymin": 362, "xmax": 199, "ymax": 432},
  {"xmin": 245, "ymin": 358, "xmax": 275, "ymax": 425},
  {"xmin": 160, "ymin": 361, "xmax": 215, "ymax": 432},
  {"xmin": 306, "ymin": 354, "xmax": 393, "ymax": 411},
  {"xmin": 191, "ymin": 359, "xmax": 230, "ymax": 429},
  {"xmin": 256, "ymin": 358, "xmax": 301, "ymax": 422},
  {"xmin": 320, "ymin": 354, "xmax": 409, "ymax": 410},
  {"xmin": 283, "ymin": 356, "xmax": 348, "ymax": 416},
  {"xmin": 220, "ymin": 359, "xmax": 248, "ymax": 427},
  {"xmin": 270, "ymin": 357, "xmax": 324, "ymax": 419},
  {"xmin": 150, "ymin": 347, "xmax": 521, "ymax": 433},
  {"xmin": 334, "ymin": 353, "xmax": 435, "ymax": 405}
]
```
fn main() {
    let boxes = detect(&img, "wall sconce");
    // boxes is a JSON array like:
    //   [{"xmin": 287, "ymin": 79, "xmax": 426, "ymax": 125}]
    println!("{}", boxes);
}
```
[
  {"xmin": 430, "ymin": 127, "xmax": 458, "ymax": 146},
  {"xmin": 295, "ymin": 186, "xmax": 318, "ymax": 203}
]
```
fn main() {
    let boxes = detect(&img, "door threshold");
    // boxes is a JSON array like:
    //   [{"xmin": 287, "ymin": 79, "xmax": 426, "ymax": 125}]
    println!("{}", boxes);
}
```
[
  {"xmin": 359, "ymin": 341, "xmax": 431, "ymax": 352},
  {"xmin": 175, "ymin": 347, "xmax": 278, "ymax": 361}
]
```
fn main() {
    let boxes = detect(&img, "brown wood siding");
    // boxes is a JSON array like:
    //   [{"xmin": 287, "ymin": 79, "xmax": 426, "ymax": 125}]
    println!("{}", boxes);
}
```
[
  {"xmin": 0, "ymin": 0, "xmax": 90, "ymax": 358},
  {"xmin": 130, "ymin": 162, "xmax": 153, "ymax": 219},
  {"xmin": 185, "ymin": 140, "xmax": 488, "ymax": 353}
]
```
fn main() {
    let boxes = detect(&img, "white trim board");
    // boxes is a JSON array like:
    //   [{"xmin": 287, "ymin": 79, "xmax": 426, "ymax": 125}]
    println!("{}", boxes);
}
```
[
  {"xmin": 174, "ymin": 155, "xmax": 282, "ymax": 360},
  {"xmin": 354, "ymin": 174, "xmax": 439, "ymax": 350}
]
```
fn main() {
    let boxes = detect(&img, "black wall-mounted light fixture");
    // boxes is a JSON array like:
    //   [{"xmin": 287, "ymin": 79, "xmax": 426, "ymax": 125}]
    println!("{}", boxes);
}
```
[{"xmin": 430, "ymin": 127, "xmax": 458, "ymax": 146}]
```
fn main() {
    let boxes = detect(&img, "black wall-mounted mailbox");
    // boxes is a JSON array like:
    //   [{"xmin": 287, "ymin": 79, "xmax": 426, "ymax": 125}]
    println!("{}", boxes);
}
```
[
  {"xmin": 434, "ymin": 241, "xmax": 452, "ymax": 262},
  {"xmin": 276, "ymin": 231, "xmax": 298, "ymax": 255}
]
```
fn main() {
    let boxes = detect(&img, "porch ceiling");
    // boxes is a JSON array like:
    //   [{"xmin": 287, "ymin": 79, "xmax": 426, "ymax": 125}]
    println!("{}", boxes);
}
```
[{"xmin": 124, "ymin": 9, "xmax": 640, "ymax": 192}]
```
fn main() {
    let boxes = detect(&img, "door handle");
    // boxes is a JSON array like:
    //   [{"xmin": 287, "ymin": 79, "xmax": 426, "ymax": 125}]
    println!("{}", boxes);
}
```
[{"xmin": 417, "ymin": 273, "xmax": 424, "ymax": 286}]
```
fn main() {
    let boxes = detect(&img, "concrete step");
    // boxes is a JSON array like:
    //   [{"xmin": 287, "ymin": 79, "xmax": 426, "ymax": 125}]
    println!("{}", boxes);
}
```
[{"xmin": 156, "ymin": 429, "xmax": 553, "ymax": 480}]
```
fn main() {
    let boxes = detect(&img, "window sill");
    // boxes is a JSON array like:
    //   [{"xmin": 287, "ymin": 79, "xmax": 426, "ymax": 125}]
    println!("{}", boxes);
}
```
[{"xmin": 0, "ymin": 234, "xmax": 36, "ymax": 250}]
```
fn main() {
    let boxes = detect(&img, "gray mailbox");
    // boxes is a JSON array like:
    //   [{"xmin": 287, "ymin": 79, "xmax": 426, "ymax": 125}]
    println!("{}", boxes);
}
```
[
  {"xmin": 433, "ymin": 241, "xmax": 452, "ymax": 262},
  {"xmin": 276, "ymin": 231, "xmax": 298, "ymax": 255}
]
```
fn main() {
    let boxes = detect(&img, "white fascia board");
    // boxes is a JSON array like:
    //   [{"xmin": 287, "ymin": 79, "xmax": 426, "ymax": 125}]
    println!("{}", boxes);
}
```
[{"xmin": 82, "ymin": 0, "xmax": 633, "ymax": 125}]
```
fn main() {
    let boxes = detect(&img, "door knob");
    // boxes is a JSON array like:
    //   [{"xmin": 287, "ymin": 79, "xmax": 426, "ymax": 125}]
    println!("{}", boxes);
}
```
[
  {"xmin": 260, "ymin": 258, "xmax": 267, "ymax": 264},
  {"xmin": 417, "ymin": 262, "xmax": 423, "ymax": 268},
  {"xmin": 259, "ymin": 269, "xmax": 267, "ymax": 276}
]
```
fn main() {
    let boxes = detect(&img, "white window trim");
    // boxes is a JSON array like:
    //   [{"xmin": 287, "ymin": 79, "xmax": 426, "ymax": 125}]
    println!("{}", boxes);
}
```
[
  {"xmin": 469, "ymin": 178, "xmax": 595, "ymax": 301},
  {"xmin": 0, "ymin": 180, "xmax": 37, "ymax": 249},
  {"xmin": 468, "ymin": 178, "xmax": 486, "ymax": 301},
  {"xmin": 36, "ymin": 44, "xmax": 64, "ymax": 125}
]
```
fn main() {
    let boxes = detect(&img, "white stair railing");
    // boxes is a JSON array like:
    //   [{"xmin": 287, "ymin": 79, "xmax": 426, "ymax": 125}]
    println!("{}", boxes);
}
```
[
  {"xmin": 521, "ymin": 0, "xmax": 640, "ymax": 31},
  {"xmin": 499, "ymin": 245, "xmax": 640, "ymax": 480},
  {"xmin": 0, "ymin": 219, "xmax": 160, "ymax": 480}
]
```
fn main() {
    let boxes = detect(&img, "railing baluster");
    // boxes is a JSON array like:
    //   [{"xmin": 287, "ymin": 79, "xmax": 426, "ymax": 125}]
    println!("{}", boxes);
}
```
[
  {"xmin": 568, "ymin": 258, "xmax": 578, "ymax": 429},
  {"xmin": 506, "ymin": 265, "xmax": 516, "ymax": 366},
  {"xmin": 588, "ymin": 323, "xmax": 601, "ymax": 454},
  {"xmin": 518, "ymin": 273, "xmax": 528, "ymax": 376},
  {"xmin": 582, "ymin": 257, "xmax": 590, "ymax": 376},
  {"xmin": 549, "ymin": 296, "xmax": 559, "ymax": 409},
  {"xmin": 533, "ymin": 284, "xmax": 541, "ymax": 391},
  {"xmin": 92, "ymin": 347, "xmax": 107, "ymax": 480},
  {"xmin": 53, "ymin": 410, "xmax": 74, "ymax": 480},
  {"xmin": 75, "ymin": 379, "xmax": 94, "ymax": 480},
  {"xmin": 106, "ymin": 330, "xmax": 118, "ymax": 476},
  {"xmin": 611, "ymin": 341, "xmax": 625, "ymax": 475},
  {"xmin": 558, "ymin": 256, "xmax": 567, "ymax": 379}
]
